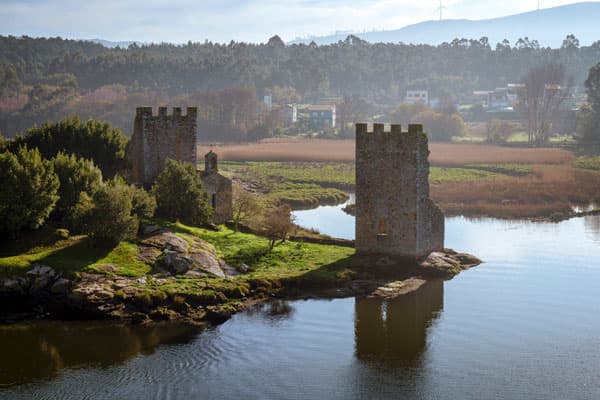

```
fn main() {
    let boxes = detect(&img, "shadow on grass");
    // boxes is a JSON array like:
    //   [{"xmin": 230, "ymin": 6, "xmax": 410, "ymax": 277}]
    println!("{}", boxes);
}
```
[
  {"xmin": 226, "ymin": 245, "xmax": 271, "ymax": 267},
  {"xmin": 0, "ymin": 233, "xmax": 116, "ymax": 277},
  {"xmin": 37, "ymin": 238, "xmax": 115, "ymax": 277},
  {"xmin": 0, "ymin": 226, "xmax": 68, "ymax": 257}
]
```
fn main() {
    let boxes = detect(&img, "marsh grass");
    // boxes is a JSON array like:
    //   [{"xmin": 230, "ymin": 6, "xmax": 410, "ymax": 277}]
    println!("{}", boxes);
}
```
[{"xmin": 432, "ymin": 166, "xmax": 600, "ymax": 218}]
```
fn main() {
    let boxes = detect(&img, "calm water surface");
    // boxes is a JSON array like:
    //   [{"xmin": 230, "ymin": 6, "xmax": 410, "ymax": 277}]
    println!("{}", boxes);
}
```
[{"xmin": 2, "ymin": 204, "xmax": 600, "ymax": 399}]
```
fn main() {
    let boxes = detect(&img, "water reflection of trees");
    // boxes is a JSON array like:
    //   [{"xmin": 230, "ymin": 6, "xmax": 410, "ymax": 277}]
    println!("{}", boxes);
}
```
[
  {"xmin": 244, "ymin": 300, "xmax": 295, "ymax": 323},
  {"xmin": 0, "ymin": 322, "xmax": 201, "ymax": 386},
  {"xmin": 354, "ymin": 280, "xmax": 443, "ymax": 368},
  {"xmin": 584, "ymin": 215, "xmax": 600, "ymax": 242}
]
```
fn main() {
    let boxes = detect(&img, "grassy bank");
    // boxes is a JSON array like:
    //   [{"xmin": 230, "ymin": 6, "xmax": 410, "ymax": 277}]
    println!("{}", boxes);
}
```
[
  {"xmin": 0, "ymin": 222, "xmax": 356, "ymax": 287},
  {"xmin": 222, "ymin": 158, "xmax": 600, "ymax": 220},
  {"xmin": 575, "ymin": 156, "xmax": 600, "ymax": 171},
  {"xmin": 221, "ymin": 162, "xmax": 349, "ymax": 209}
]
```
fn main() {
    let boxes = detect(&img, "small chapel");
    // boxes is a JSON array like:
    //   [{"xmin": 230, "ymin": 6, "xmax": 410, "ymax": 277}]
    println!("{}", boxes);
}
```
[{"xmin": 200, "ymin": 150, "xmax": 233, "ymax": 224}]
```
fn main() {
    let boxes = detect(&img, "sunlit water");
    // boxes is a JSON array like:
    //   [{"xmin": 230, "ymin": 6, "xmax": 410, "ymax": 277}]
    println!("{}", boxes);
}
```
[{"xmin": 2, "ymin": 203, "xmax": 600, "ymax": 399}]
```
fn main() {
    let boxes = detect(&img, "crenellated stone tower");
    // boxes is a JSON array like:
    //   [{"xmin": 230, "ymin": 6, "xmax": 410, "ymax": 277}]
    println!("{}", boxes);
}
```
[
  {"xmin": 355, "ymin": 123, "xmax": 444, "ymax": 259},
  {"xmin": 129, "ymin": 106, "xmax": 198, "ymax": 187}
]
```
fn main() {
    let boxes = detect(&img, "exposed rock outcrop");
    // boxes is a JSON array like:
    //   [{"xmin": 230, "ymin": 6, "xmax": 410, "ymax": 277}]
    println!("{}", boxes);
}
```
[{"xmin": 139, "ymin": 230, "xmax": 237, "ymax": 278}]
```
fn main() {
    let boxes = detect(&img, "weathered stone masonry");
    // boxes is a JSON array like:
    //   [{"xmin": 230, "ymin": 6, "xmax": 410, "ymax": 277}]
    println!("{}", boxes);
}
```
[
  {"xmin": 201, "ymin": 150, "xmax": 233, "ymax": 224},
  {"xmin": 355, "ymin": 123, "xmax": 444, "ymax": 259},
  {"xmin": 128, "ymin": 106, "xmax": 233, "ymax": 224},
  {"xmin": 129, "ymin": 106, "xmax": 198, "ymax": 187}
]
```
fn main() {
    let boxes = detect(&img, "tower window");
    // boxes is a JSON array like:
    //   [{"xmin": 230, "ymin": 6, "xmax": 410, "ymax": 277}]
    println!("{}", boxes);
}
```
[{"xmin": 377, "ymin": 218, "xmax": 387, "ymax": 235}]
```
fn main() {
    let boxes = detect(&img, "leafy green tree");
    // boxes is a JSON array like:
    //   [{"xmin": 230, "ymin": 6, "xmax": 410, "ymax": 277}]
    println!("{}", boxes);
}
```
[
  {"xmin": 51, "ymin": 152, "xmax": 102, "ymax": 221},
  {"xmin": 0, "ymin": 147, "xmax": 59, "ymax": 236},
  {"xmin": 413, "ymin": 109, "xmax": 465, "ymax": 141},
  {"xmin": 71, "ymin": 179, "xmax": 138, "ymax": 245},
  {"xmin": 130, "ymin": 184, "xmax": 156, "ymax": 220},
  {"xmin": 1, "ymin": 64, "xmax": 22, "ymax": 95},
  {"xmin": 10, "ymin": 117, "xmax": 128, "ymax": 178},
  {"xmin": 152, "ymin": 159, "xmax": 211, "ymax": 226}
]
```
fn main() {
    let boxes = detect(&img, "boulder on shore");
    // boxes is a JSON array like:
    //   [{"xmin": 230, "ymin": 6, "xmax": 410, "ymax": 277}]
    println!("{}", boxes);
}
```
[{"xmin": 139, "ymin": 230, "xmax": 235, "ymax": 278}]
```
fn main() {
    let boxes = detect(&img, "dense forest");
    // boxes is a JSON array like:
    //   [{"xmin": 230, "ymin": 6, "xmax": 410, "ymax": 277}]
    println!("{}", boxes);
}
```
[{"xmin": 1, "ymin": 34, "xmax": 599, "ymax": 139}]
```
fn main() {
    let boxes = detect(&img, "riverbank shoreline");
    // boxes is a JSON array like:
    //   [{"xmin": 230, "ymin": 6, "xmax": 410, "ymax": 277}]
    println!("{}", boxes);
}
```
[
  {"xmin": 0, "ymin": 247, "xmax": 481, "ymax": 327},
  {"xmin": 222, "ymin": 160, "xmax": 600, "ymax": 221}
]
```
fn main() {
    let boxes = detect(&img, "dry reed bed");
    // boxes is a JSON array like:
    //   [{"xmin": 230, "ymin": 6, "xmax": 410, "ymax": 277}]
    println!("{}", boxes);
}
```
[
  {"xmin": 431, "ymin": 166, "xmax": 600, "ymax": 218},
  {"xmin": 200, "ymin": 140, "xmax": 573, "ymax": 165}
]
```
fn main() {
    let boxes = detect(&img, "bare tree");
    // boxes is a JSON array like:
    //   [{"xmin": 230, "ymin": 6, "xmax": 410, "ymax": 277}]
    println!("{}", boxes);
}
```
[
  {"xmin": 232, "ymin": 184, "xmax": 262, "ymax": 231},
  {"xmin": 518, "ymin": 63, "xmax": 574, "ymax": 144},
  {"xmin": 262, "ymin": 204, "xmax": 295, "ymax": 251},
  {"xmin": 337, "ymin": 95, "xmax": 370, "ymax": 138}
]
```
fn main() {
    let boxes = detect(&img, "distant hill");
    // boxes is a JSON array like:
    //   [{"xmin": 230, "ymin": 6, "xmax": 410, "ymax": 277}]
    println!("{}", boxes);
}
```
[{"xmin": 291, "ymin": 2, "xmax": 600, "ymax": 47}]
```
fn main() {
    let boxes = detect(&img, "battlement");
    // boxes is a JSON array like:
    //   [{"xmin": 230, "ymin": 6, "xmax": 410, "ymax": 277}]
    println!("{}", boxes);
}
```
[
  {"xmin": 129, "ymin": 106, "xmax": 199, "ymax": 187},
  {"xmin": 355, "ymin": 123, "xmax": 423, "ymax": 135},
  {"xmin": 355, "ymin": 121, "xmax": 443, "ymax": 259},
  {"xmin": 135, "ymin": 106, "xmax": 198, "ymax": 118}
]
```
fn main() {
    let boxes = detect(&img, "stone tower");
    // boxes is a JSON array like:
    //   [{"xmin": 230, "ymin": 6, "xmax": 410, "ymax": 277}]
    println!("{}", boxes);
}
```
[
  {"xmin": 200, "ymin": 150, "xmax": 233, "ymax": 224},
  {"xmin": 129, "ymin": 106, "xmax": 198, "ymax": 187},
  {"xmin": 355, "ymin": 123, "xmax": 444, "ymax": 259}
]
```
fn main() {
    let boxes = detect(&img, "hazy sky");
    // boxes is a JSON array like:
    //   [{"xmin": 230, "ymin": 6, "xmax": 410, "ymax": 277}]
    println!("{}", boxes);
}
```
[{"xmin": 0, "ymin": 0, "xmax": 589, "ymax": 43}]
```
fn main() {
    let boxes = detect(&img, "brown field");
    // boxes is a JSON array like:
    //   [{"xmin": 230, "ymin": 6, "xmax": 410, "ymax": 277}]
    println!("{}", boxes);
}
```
[
  {"xmin": 200, "ymin": 139, "xmax": 573, "ymax": 165},
  {"xmin": 432, "ymin": 166, "xmax": 600, "ymax": 219}
]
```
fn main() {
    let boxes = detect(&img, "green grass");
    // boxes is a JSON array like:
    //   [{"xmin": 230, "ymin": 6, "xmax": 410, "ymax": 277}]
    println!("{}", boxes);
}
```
[
  {"xmin": 506, "ymin": 132, "xmax": 529, "ymax": 143},
  {"xmin": 429, "ymin": 167, "xmax": 502, "ymax": 183},
  {"xmin": 267, "ymin": 182, "xmax": 348, "ymax": 208},
  {"xmin": 462, "ymin": 164, "xmax": 532, "ymax": 176},
  {"xmin": 222, "ymin": 161, "xmax": 355, "ymax": 188},
  {"xmin": 505, "ymin": 132, "xmax": 577, "ymax": 145},
  {"xmin": 168, "ymin": 222, "xmax": 354, "ymax": 280},
  {"xmin": 0, "ymin": 231, "xmax": 150, "ymax": 278},
  {"xmin": 223, "ymin": 162, "xmax": 518, "ymax": 196},
  {"xmin": 222, "ymin": 161, "xmax": 351, "ymax": 207},
  {"xmin": 0, "ymin": 222, "xmax": 355, "ymax": 291},
  {"xmin": 451, "ymin": 135, "xmax": 487, "ymax": 143},
  {"xmin": 575, "ymin": 156, "xmax": 600, "ymax": 171}
]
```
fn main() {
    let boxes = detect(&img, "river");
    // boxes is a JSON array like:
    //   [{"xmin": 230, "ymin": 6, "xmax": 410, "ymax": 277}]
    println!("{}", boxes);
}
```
[{"xmin": 2, "ymin": 200, "xmax": 600, "ymax": 399}]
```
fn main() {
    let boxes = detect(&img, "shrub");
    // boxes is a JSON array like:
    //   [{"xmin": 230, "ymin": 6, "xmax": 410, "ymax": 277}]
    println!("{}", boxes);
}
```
[
  {"xmin": 55, "ymin": 228, "xmax": 70, "ymax": 239},
  {"xmin": 10, "ymin": 117, "xmax": 128, "ymax": 178},
  {"xmin": 51, "ymin": 152, "xmax": 102, "ymax": 221},
  {"xmin": 130, "ymin": 185, "xmax": 156, "ymax": 219},
  {"xmin": 152, "ymin": 158, "xmax": 211, "ymax": 226},
  {"xmin": 486, "ymin": 119, "xmax": 513, "ymax": 144},
  {"xmin": 262, "ymin": 204, "xmax": 295, "ymax": 250},
  {"xmin": 0, "ymin": 147, "xmax": 59, "ymax": 236},
  {"xmin": 71, "ymin": 179, "xmax": 138, "ymax": 245}
]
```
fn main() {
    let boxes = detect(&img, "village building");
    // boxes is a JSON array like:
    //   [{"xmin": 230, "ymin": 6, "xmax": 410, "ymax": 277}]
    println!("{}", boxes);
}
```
[
  {"xmin": 405, "ymin": 90, "xmax": 429, "ymax": 105},
  {"xmin": 306, "ymin": 104, "xmax": 336, "ymax": 128}
]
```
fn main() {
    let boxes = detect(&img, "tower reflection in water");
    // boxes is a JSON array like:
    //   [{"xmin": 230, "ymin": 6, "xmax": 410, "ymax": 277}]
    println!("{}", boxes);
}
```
[{"xmin": 354, "ymin": 280, "xmax": 443, "ymax": 367}]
